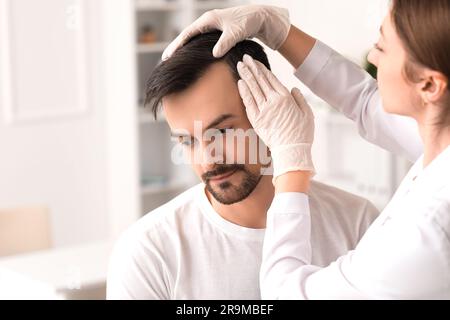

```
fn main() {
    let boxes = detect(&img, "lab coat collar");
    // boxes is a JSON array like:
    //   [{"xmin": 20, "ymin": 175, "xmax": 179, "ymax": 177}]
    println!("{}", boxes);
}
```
[
  {"xmin": 378, "ymin": 145, "xmax": 450, "ymax": 225},
  {"xmin": 412, "ymin": 145, "xmax": 450, "ymax": 193}
]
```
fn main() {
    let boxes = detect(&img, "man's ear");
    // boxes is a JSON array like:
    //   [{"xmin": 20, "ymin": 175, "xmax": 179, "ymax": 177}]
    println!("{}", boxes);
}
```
[{"xmin": 418, "ymin": 69, "xmax": 448, "ymax": 104}]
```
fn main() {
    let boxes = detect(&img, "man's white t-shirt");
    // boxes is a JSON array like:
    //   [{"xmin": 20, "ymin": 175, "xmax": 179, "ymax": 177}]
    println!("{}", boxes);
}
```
[{"xmin": 107, "ymin": 180, "xmax": 379, "ymax": 299}]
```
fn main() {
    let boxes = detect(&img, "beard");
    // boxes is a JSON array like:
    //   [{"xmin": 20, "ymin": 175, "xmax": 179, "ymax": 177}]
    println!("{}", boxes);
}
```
[{"xmin": 202, "ymin": 164, "xmax": 262, "ymax": 205}]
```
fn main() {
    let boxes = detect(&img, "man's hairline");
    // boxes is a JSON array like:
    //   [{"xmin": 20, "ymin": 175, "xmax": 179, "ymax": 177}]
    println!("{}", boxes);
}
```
[
  {"xmin": 160, "ymin": 59, "xmax": 239, "ymax": 103},
  {"xmin": 163, "ymin": 59, "xmax": 244, "ymax": 139}
]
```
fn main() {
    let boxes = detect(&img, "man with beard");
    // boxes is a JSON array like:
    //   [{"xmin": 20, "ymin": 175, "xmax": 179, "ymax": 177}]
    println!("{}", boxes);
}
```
[{"xmin": 106, "ymin": 32, "xmax": 379, "ymax": 299}]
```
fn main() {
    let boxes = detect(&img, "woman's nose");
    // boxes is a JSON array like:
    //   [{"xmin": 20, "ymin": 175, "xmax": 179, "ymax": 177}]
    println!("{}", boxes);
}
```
[{"xmin": 367, "ymin": 48, "xmax": 379, "ymax": 68}]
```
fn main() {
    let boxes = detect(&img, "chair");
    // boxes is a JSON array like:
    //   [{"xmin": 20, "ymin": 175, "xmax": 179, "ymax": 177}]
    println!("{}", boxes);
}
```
[{"xmin": 0, "ymin": 205, "xmax": 52, "ymax": 257}]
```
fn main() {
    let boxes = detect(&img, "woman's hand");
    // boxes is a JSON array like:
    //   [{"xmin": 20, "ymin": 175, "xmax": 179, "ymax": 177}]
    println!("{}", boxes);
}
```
[
  {"xmin": 236, "ymin": 54, "xmax": 315, "ymax": 188},
  {"xmin": 162, "ymin": 5, "xmax": 291, "ymax": 60}
]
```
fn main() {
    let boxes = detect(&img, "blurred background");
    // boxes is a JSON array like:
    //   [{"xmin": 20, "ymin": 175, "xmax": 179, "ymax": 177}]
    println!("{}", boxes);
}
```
[{"xmin": 0, "ymin": 0, "xmax": 411, "ymax": 299}]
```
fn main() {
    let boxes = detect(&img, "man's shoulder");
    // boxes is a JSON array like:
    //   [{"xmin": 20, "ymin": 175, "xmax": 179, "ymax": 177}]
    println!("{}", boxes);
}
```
[
  {"xmin": 107, "ymin": 184, "xmax": 205, "ymax": 295},
  {"xmin": 308, "ymin": 180, "xmax": 380, "ymax": 263},
  {"xmin": 118, "ymin": 183, "xmax": 204, "ymax": 244},
  {"xmin": 309, "ymin": 180, "xmax": 379, "ymax": 220}
]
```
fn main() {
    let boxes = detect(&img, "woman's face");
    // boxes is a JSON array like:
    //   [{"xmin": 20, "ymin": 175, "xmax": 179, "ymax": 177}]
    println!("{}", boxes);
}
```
[{"xmin": 368, "ymin": 13, "xmax": 421, "ymax": 118}]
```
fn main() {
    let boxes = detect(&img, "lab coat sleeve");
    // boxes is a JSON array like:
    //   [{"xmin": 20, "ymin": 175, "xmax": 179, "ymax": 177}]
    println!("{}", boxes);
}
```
[
  {"xmin": 259, "ymin": 193, "xmax": 315, "ymax": 299},
  {"xmin": 261, "ymin": 193, "xmax": 450, "ymax": 299},
  {"xmin": 294, "ymin": 41, "xmax": 423, "ymax": 162}
]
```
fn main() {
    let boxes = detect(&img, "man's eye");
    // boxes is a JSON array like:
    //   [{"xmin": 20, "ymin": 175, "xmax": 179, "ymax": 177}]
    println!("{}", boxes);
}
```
[
  {"xmin": 183, "ymin": 139, "xmax": 196, "ymax": 146},
  {"xmin": 177, "ymin": 137, "xmax": 197, "ymax": 147},
  {"xmin": 217, "ymin": 128, "xmax": 232, "ymax": 135}
]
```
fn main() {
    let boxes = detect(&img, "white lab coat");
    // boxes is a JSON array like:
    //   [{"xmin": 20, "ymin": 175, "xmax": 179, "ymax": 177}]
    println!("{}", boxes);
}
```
[{"xmin": 260, "ymin": 41, "xmax": 450, "ymax": 299}]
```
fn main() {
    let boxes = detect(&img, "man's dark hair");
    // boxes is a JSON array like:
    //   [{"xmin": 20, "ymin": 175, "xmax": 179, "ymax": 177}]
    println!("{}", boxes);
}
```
[{"xmin": 144, "ymin": 31, "xmax": 271, "ymax": 119}]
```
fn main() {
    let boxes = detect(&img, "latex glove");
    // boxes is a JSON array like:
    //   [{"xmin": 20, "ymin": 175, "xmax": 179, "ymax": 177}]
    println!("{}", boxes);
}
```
[
  {"xmin": 237, "ymin": 54, "xmax": 315, "ymax": 181},
  {"xmin": 162, "ymin": 5, "xmax": 290, "ymax": 60}
]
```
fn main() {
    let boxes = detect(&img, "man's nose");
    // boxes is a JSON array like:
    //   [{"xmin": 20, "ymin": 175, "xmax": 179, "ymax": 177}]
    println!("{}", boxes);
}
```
[{"xmin": 198, "ymin": 139, "xmax": 225, "ymax": 171}]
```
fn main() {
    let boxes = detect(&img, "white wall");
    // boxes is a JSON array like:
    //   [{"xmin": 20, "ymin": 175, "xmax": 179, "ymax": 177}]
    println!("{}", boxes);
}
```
[
  {"xmin": 252, "ymin": 0, "xmax": 389, "ymax": 89},
  {"xmin": 0, "ymin": 0, "xmax": 139, "ymax": 247}
]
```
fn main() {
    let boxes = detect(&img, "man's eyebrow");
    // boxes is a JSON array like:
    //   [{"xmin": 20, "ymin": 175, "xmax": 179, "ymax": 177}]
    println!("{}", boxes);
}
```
[
  {"xmin": 204, "ymin": 114, "xmax": 236, "ymax": 131},
  {"xmin": 170, "ymin": 131, "xmax": 190, "ymax": 138},
  {"xmin": 170, "ymin": 114, "xmax": 236, "ymax": 137}
]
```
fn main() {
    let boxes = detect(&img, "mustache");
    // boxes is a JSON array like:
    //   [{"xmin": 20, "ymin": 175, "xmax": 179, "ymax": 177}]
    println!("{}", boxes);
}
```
[{"xmin": 202, "ymin": 164, "xmax": 246, "ymax": 181}]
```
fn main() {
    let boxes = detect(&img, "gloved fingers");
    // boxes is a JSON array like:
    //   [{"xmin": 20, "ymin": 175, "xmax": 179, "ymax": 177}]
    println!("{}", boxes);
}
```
[
  {"xmin": 291, "ymin": 88, "xmax": 314, "ymax": 119},
  {"xmin": 195, "ymin": 10, "xmax": 222, "ymax": 32},
  {"xmin": 162, "ymin": 27, "xmax": 199, "ymax": 61},
  {"xmin": 242, "ymin": 55, "xmax": 274, "ymax": 97},
  {"xmin": 213, "ymin": 27, "xmax": 240, "ymax": 58},
  {"xmin": 253, "ymin": 60, "xmax": 290, "ymax": 96},
  {"xmin": 162, "ymin": 11, "xmax": 219, "ymax": 60},
  {"xmin": 237, "ymin": 61, "xmax": 266, "ymax": 106},
  {"xmin": 237, "ymin": 80, "xmax": 259, "ymax": 120}
]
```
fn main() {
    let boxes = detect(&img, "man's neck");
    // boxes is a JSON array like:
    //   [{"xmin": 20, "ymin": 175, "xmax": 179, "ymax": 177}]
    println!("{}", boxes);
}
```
[{"xmin": 206, "ymin": 175, "xmax": 274, "ymax": 229}]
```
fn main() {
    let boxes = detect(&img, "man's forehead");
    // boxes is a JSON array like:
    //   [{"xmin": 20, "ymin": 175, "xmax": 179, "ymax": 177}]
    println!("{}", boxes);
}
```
[
  {"xmin": 170, "ymin": 113, "xmax": 237, "ymax": 137},
  {"xmin": 163, "ymin": 62, "xmax": 245, "ymax": 133},
  {"xmin": 163, "ymin": 63, "xmax": 236, "ymax": 107}
]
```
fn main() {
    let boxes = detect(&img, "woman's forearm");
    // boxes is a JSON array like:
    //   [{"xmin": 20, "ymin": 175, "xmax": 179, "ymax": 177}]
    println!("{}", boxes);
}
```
[
  {"xmin": 274, "ymin": 27, "xmax": 315, "ymax": 194},
  {"xmin": 274, "ymin": 171, "xmax": 312, "ymax": 194},
  {"xmin": 274, "ymin": 27, "xmax": 316, "ymax": 194},
  {"xmin": 278, "ymin": 25, "xmax": 317, "ymax": 69}
]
